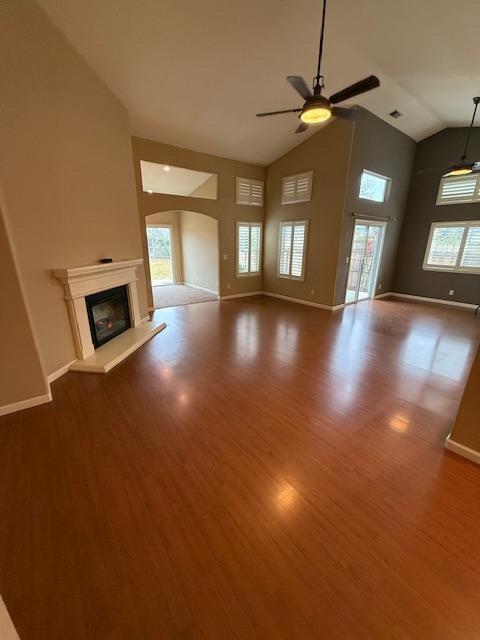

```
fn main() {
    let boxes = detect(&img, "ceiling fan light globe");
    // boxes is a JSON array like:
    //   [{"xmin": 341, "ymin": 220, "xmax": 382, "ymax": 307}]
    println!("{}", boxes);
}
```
[
  {"xmin": 446, "ymin": 167, "xmax": 473, "ymax": 176},
  {"xmin": 300, "ymin": 107, "xmax": 331, "ymax": 124}
]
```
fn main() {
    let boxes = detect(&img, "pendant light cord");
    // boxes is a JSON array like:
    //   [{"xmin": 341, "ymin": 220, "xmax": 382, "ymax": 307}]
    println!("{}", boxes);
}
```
[
  {"xmin": 315, "ymin": 0, "xmax": 327, "ymax": 88},
  {"xmin": 461, "ymin": 97, "xmax": 480, "ymax": 161}
]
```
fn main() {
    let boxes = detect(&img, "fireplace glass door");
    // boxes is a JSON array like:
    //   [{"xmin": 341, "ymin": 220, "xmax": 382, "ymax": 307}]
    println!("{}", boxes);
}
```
[{"xmin": 85, "ymin": 285, "xmax": 131, "ymax": 348}]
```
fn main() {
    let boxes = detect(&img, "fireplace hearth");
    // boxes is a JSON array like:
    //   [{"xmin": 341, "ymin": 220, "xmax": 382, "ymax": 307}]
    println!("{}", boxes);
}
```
[{"xmin": 85, "ymin": 285, "xmax": 131, "ymax": 348}]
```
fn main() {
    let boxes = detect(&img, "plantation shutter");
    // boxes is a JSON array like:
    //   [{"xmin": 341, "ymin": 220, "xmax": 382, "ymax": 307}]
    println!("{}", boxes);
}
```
[
  {"xmin": 278, "ymin": 221, "xmax": 308, "ymax": 279},
  {"xmin": 424, "ymin": 221, "xmax": 480, "ymax": 273},
  {"xmin": 281, "ymin": 171, "xmax": 313, "ymax": 204},
  {"xmin": 436, "ymin": 174, "xmax": 480, "ymax": 205},
  {"xmin": 460, "ymin": 224, "xmax": 480, "ymax": 269},
  {"xmin": 236, "ymin": 177, "xmax": 264, "ymax": 206},
  {"xmin": 236, "ymin": 222, "xmax": 262, "ymax": 275}
]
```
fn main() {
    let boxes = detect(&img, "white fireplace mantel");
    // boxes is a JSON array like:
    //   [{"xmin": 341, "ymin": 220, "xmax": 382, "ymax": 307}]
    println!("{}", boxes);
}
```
[{"xmin": 53, "ymin": 259, "xmax": 165, "ymax": 372}]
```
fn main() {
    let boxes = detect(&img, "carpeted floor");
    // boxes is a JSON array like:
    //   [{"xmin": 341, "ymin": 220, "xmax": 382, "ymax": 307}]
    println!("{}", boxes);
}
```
[{"xmin": 152, "ymin": 284, "xmax": 218, "ymax": 309}]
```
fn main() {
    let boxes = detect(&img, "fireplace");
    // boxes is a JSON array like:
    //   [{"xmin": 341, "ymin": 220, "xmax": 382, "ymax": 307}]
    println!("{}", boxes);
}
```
[{"xmin": 85, "ymin": 285, "xmax": 131, "ymax": 348}]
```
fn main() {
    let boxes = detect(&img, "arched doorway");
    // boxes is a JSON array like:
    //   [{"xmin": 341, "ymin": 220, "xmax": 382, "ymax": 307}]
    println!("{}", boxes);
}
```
[{"xmin": 145, "ymin": 210, "xmax": 220, "ymax": 309}]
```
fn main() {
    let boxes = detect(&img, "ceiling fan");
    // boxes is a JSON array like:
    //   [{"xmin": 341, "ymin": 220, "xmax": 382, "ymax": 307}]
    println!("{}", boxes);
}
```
[
  {"xmin": 415, "ymin": 97, "xmax": 480, "ymax": 177},
  {"xmin": 256, "ymin": 0, "xmax": 380, "ymax": 133},
  {"xmin": 443, "ymin": 97, "xmax": 480, "ymax": 176}
]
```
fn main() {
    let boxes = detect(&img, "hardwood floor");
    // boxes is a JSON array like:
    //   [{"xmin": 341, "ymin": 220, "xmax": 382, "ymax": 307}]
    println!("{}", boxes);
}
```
[{"xmin": 1, "ymin": 296, "xmax": 479, "ymax": 640}]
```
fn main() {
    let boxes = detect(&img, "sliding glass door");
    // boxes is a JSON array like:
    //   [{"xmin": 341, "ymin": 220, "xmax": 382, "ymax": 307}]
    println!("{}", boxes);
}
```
[{"xmin": 345, "ymin": 220, "xmax": 386, "ymax": 305}]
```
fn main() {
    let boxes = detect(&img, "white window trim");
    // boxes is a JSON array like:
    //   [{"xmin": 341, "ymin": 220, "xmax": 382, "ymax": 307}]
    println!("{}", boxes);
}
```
[
  {"xmin": 358, "ymin": 169, "xmax": 391, "ymax": 204},
  {"xmin": 423, "ymin": 220, "xmax": 480, "ymax": 274},
  {"xmin": 236, "ymin": 177, "xmax": 264, "ymax": 207},
  {"xmin": 277, "ymin": 219, "xmax": 309, "ymax": 281},
  {"xmin": 236, "ymin": 221, "xmax": 263, "ymax": 277},
  {"xmin": 436, "ymin": 174, "xmax": 480, "ymax": 205},
  {"xmin": 281, "ymin": 171, "xmax": 313, "ymax": 205}
]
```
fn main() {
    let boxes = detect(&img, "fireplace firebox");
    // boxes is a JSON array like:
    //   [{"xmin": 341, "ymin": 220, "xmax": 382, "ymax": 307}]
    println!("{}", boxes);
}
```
[{"xmin": 85, "ymin": 285, "xmax": 131, "ymax": 349}]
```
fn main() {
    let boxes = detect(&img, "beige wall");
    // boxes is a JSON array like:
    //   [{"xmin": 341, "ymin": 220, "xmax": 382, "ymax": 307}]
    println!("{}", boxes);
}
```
[
  {"xmin": 132, "ymin": 137, "xmax": 265, "ymax": 305},
  {"xmin": 189, "ymin": 174, "xmax": 218, "ymax": 199},
  {"xmin": 0, "ymin": 207, "xmax": 48, "ymax": 407},
  {"xmin": 263, "ymin": 120, "xmax": 354, "ymax": 307},
  {"xmin": 180, "ymin": 212, "xmax": 219, "ymax": 292},
  {"xmin": 449, "ymin": 347, "xmax": 480, "ymax": 453},
  {"xmin": 0, "ymin": 0, "xmax": 148, "ymax": 377},
  {"xmin": 146, "ymin": 211, "xmax": 184, "ymax": 283}
]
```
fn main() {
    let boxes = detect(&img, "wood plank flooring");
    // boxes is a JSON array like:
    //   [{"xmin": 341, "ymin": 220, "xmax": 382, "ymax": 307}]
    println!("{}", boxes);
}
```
[{"xmin": 1, "ymin": 296, "xmax": 480, "ymax": 640}]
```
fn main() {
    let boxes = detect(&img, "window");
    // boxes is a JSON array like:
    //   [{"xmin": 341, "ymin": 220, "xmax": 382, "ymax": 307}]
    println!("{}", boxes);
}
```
[
  {"xmin": 236, "ymin": 177, "xmax": 264, "ymax": 206},
  {"xmin": 236, "ymin": 222, "xmax": 262, "ymax": 276},
  {"xmin": 359, "ymin": 170, "xmax": 390, "ymax": 203},
  {"xmin": 423, "ymin": 221, "xmax": 480, "ymax": 274},
  {"xmin": 436, "ymin": 174, "xmax": 480, "ymax": 205},
  {"xmin": 281, "ymin": 171, "xmax": 313, "ymax": 204},
  {"xmin": 278, "ymin": 220, "xmax": 308, "ymax": 280}
]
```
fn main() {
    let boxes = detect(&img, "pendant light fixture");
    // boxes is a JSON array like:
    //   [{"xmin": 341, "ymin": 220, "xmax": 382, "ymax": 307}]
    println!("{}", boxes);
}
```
[{"xmin": 444, "ymin": 97, "xmax": 480, "ymax": 177}]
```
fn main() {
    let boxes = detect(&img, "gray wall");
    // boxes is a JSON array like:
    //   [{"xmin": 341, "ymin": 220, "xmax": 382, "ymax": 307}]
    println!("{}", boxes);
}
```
[
  {"xmin": 393, "ymin": 128, "xmax": 480, "ymax": 304},
  {"xmin": 333, "ymin": 108, "xmax": 416, "ymax": 306}
]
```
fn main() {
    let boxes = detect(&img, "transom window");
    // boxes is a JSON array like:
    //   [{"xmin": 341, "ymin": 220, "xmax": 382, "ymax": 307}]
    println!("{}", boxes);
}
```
[
  {"xmin": 281, "ymin": 171, "xmax": 313, "ymax": 204},
  {"xmin": 359, "ymin": 170, "xmax": 390, "ymax": 203},
  {"xmin": 423, "ymin": 221, "xmax": 480, "ymax": 274},
  {"xmin": 236, "ymin": 222, "xmax": 262, "ymax": 276},
  {"xmin": 278, "ymin": 220, "xmax": 309, "ymax": 280},
  {"xmin": 436, "ymin": 174, "xmax": 480, "ymax": 205}
]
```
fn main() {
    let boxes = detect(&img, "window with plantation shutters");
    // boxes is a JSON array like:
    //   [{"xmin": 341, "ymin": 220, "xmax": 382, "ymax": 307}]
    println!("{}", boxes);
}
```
[
  {"xmin": 423, "ymin": 221, "xmax": 480, "ymax": 274},
  {"xmin": 278, "ymin": 220, "xmax": 308, "ymax": 280},
  {"xmin": 281, "ymin": 171, "xmax": 313, "ymax": 204},
  {"xmin": 236, "ymin": 177, "xmax": 264, "ymax": 206},
  {"xmin": 236, "ymin": 222, "xmax": 262, "ymax": 276},
  {"xmin": 436, "ymin": 174, "xmax": 480, "ymax": 205}
]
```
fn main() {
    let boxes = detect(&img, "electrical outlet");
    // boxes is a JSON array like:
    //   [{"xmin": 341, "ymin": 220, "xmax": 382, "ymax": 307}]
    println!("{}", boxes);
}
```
[
  {"xmin": 195, "ymin": 275, "xmax": 199, "ymax": 282},
  {"xmin": 227, "ymin": 283, "xmax": 231, "ymax": 290},
  {"xmin": 223, "ymin": 254, "xmax": 228, "ymax": 260},
  {"xmin": 449, "ymin": 289, "xmax": 454, "ymax": 296},
  {"xmin": 310, "ymin": 289, "xmax": 315, "ymax": 295},
  {"xmin": 378, "ymin": 283, "xmax": 382, "ymax": 290}
]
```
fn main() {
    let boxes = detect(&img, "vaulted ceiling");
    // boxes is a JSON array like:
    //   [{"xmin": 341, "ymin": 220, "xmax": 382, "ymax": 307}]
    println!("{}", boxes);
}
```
[{"xmin": 37, "ymin": 0, "xmax": 480, "ymax": 165}]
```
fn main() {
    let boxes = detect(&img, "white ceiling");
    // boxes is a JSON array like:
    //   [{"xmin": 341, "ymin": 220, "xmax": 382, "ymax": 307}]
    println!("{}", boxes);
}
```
[{"xmin": 37, "ymin": 0, "xmax": 480, "ymax": 166}]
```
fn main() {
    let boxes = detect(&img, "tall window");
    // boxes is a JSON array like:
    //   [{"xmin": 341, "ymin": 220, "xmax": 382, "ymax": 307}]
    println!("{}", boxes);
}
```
[
  {"xmin": 278, "ymin": 220, "xmax": 308, "ymax": 280},
  {"xmin": 423, "ymin": 221, "xmax": 480, "ymax": 274},
  {"xmin": 236, "ymin": 222, "xmax": 262, "ymax": 276},
  {"xmin": 359, "ymin": 170, "xmax": 390, "ymax": 203}
]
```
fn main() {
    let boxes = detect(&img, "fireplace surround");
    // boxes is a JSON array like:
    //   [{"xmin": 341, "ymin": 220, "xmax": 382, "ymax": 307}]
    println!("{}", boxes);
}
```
[{"xmin": 53, "ymin": 259, "xmax": 165, "ymax": 373}]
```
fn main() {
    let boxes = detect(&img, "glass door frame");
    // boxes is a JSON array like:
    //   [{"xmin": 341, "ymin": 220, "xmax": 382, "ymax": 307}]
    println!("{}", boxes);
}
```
[
  {"xmin": 146, "ymin": 223, "xmax": 175, "ymax": 287},
  {"xmin": 344, "ymin": 219, "xmax": 387, "ymax": 306}
]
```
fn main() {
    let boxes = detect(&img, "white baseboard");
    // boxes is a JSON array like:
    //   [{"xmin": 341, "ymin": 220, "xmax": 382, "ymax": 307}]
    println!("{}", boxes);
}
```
[
  {"xmin": 183, "ymin": 282, "xmax": 219, "ymax": 296},
  {"xmin": 0, "ymin": 390, "xmax": 52, "ymax": 417},
  {"xmin": 374, "ymin": 292, "xmax": 393, "ymax": 299},
  {"xmin": 445, "ymin": 435, "xmax": 480, "ymax": 466},
  {"xmin": 141, "ymin": 315, "xmax": 151, "ymax": 323},
  {"xmin": 388, "ymin": 292, "xmax": 477, "ymax": 310},
  {"xmin": 47, "ymin": 360, "xmax": 77, "ymax": 384},
  {"xmin": 220, "ymin": 291, "xmax": 263, "ymax": 300},
  {"xmin": 262, "ymin": 291, "xmax": 335, "ymax": 311}
]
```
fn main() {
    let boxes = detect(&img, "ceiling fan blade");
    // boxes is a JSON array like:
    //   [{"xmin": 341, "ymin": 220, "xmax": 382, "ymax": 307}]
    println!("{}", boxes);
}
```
[
  {"xmin": 256, "ymin": 108, "xmax": 302, "ymax": 117},
  {"xmin": 331, "ymin": 106, "xmax": 354, "ymax": 119},
  {"xmin": 329, "ymin": 75, "xmax": 380, "ymax": 104},
  {"xmin": 295, "ymin": 121, "xmax": 309, "ymax": 134},
  {"xmin": 286, "ymin": 76, "xmax": 312, "ymax": 100}
]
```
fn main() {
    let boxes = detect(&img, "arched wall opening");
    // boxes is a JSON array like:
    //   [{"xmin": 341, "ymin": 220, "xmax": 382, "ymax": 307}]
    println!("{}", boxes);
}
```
[{"xmin": 144, "ymin": 210, "xmax": 220, "ymax": 309}]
